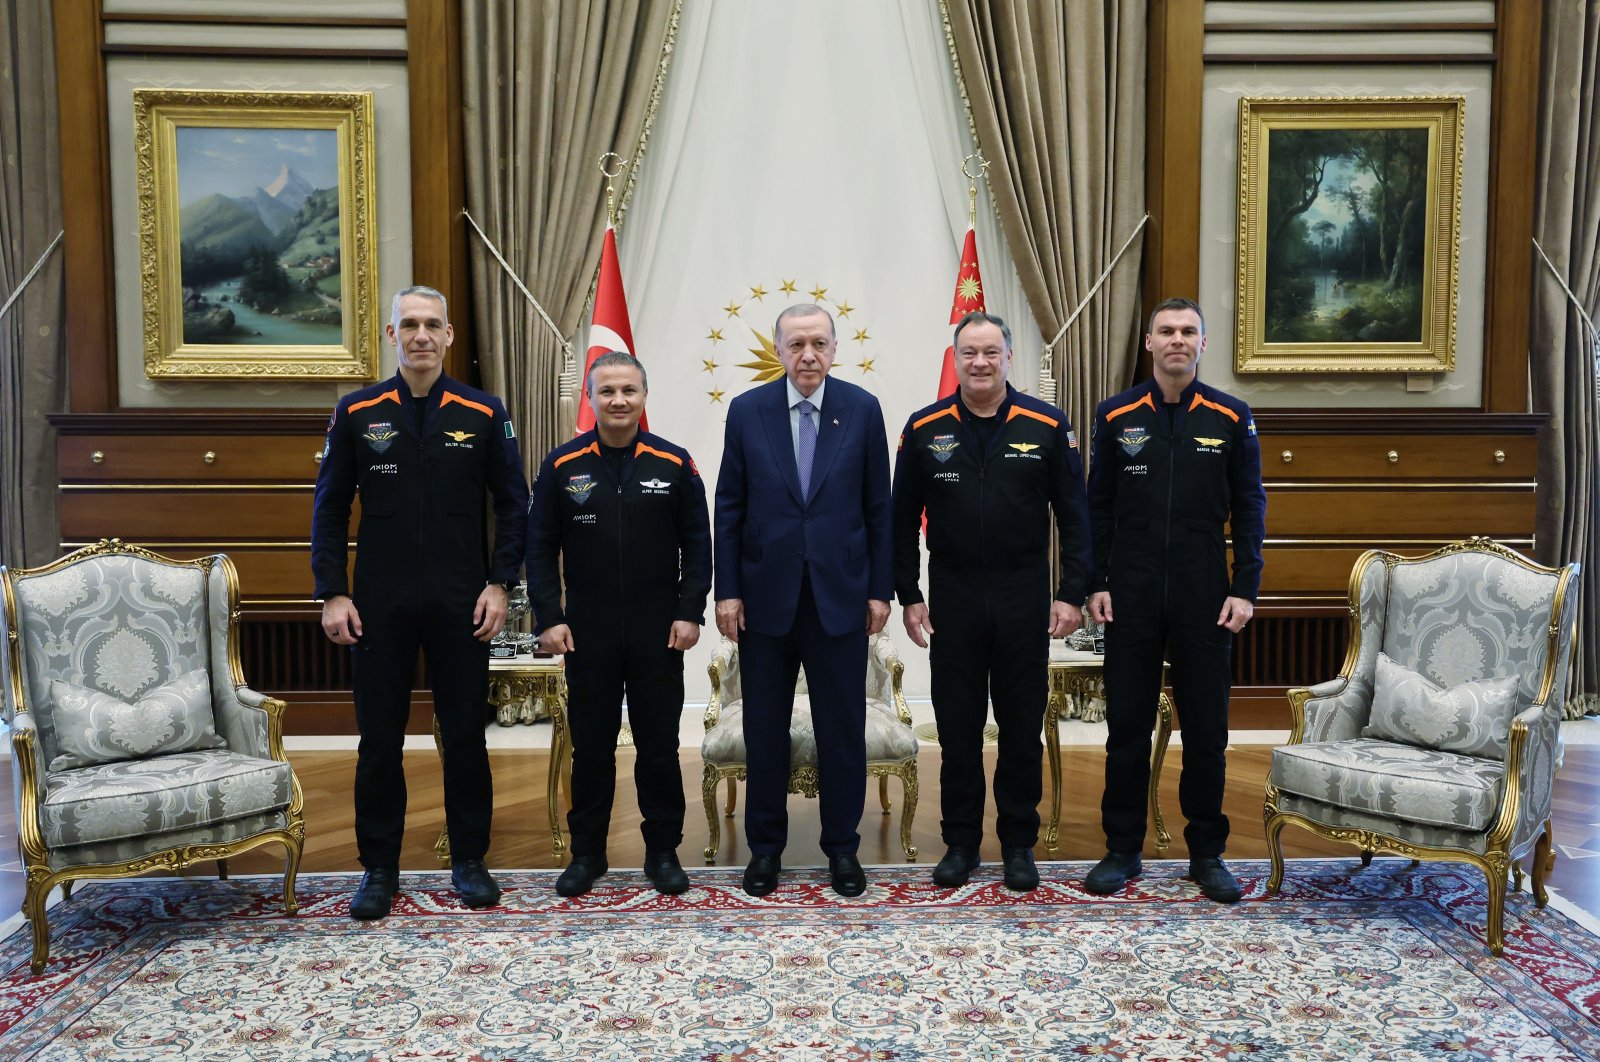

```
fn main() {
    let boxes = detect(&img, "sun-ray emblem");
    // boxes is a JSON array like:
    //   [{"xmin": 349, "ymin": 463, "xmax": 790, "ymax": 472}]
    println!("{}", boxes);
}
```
[{"xmin": 705, "ymin": 278, "xmax": 879, "ymax": 402}]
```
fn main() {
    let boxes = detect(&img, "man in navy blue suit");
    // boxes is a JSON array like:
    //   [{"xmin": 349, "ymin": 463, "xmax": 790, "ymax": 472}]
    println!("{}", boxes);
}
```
[{"xmin": 714, "ymin": 303, "xmax": 893, "ymax": 898}]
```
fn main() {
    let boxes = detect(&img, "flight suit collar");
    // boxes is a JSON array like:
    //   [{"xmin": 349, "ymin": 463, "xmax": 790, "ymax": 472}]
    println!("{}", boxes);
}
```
[{"xmin": 954, "ymin": 382, "xmax": 1017, "ymax": 455}]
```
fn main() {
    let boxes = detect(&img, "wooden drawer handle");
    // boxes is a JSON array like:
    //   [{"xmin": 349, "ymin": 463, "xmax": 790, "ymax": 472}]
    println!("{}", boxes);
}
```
[
  {"xmin": 203, "ymin": 451, "xmax": 216, "ymax": 465},
  {"xmin": 1387, "ymin": 450, "xmax": 1399, "ymax": 464},
  {"xmin": 1280, "ymin": 450, "xmax": 1293, "ymax": 464},
  {"xmin": 1494, "ymin": 450, "xmax": 1506, "ymax": 464},
  {"xmin": 90, "ymin": 451, "xmax": 104, "ymax": 464}
]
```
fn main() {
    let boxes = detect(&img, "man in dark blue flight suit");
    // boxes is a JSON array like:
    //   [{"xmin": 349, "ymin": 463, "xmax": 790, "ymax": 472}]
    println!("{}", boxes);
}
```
[
  {"xmin": 312, "ymin": 285, "xmax": 528, "ymax": 920},
  {"xmin": 526, "ymin": 351, "xmax": 712, "ymax": 897},
  {"xmin": 891, "ymin": 311, "xmax": 1091, "ymax": 892},
  {"xmin": 1082, "ymin": 297, "xmax": 1266, "ymax": 903}
]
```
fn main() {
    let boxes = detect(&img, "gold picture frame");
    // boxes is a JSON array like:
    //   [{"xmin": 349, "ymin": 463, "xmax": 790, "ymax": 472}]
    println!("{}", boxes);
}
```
[
  {"xmin": 133, "ymin": 89, "xmax": 378, "ymax": 380},
  {"xmin": 1235, "ymin": 95, "xmax": 1464, "ymax": 374}
]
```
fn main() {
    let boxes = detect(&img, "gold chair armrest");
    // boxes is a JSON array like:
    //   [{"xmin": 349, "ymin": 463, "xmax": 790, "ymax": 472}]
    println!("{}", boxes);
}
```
[
  {"xmin": 1488, "ymin": 704, "xmax": 1558, "ymax": 847},
  {"xmin": 704, "ymin": 637, "xmax": 739, "ymax": 731},
  {"xmin": 869, "ymin": 633, "xmax": 913, "ymax": 726},
  {"xmin": 10, "ymin": 717, "xmax": 49, "ymax": 867}
]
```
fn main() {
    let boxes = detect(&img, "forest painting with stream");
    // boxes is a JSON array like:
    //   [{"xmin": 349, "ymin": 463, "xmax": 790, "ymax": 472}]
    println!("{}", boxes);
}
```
[
  {"xmin": 175, "ymin": 127, "xmax": 343, "ymax": 345},
  {"xmin": 1264, "ymin": 126, "xmax": 1431, "ymax": 345}
]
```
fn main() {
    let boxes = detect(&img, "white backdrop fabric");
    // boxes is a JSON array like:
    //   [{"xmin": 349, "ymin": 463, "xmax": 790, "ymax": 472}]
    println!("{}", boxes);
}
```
[{"xmin": 596, "ymin": 0, "xmax": 1045, "ymax": 704}]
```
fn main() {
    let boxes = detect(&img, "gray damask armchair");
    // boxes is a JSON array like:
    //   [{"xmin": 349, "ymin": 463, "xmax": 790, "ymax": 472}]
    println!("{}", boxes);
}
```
[
  {"xmin": 2, "ymin": 540, "xmax": 305, "ymax": 974},
  {"xmin": 1264, "ymin": 538, "xmax": 1579, "ymax": 955}
]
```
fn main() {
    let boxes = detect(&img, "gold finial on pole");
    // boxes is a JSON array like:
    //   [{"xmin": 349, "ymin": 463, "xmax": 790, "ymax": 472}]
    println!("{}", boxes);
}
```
[
  {"xmin": 598, "ymin": 152, "xmax": 629, "ymax": 226},
  {"xmin": 961, "ymin": 152, "xmax": 989, "ymax": 227}
]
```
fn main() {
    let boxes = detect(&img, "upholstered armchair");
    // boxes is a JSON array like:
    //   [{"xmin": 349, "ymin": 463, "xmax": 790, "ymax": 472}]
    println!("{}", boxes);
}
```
[
  {"xmin": 2, "ymin": 541, "xmax": 305, "ymax": 974},
  {"xmin": 1264, "ymin": 538, "xmax": 1579, "ymax": 955},
  {"xmin": 701, "ymin": 632, "xmax": 920, "ymax": 862}
]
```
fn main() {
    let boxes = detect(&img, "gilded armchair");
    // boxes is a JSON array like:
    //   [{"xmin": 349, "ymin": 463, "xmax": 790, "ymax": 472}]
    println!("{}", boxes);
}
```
[
  {"xmin": 1264, "ymin": 538, "xmax": 1579, "ymax": 955},
  {"xmin": 2, "ymin": 541, "xmax": 305, "ymax": 974},
  {"xmin": 700, "ymin": 632, "xmax": 920, "ymax": 862}
]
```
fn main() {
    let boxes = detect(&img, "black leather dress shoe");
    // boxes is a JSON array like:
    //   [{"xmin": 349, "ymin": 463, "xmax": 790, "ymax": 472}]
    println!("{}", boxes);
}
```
[
  {"xmin": 451, "ymin": 859, "xmax": 501, "ymax": 908},
  {"xmin": 556, "ymin": 854, "xmax": 609, "ymax": 897},
  {"xmin": 1001, "ymin": 846, "xmax": 1040, "ymax": 891},
  {"xmin": 1083, "ymin": 851, "xmax": 1142, "ymax": 895},
  {"xmin": 932, "ymin": 846, "xmax": 981, "ymax": 887},
  {"xmin": 643, "ymin": 849, "xmax": 690, "ymax": 895},
  {"xmin": 349, "ymin": 866, "xmax": 398, "ymax": 920},
  {"xmin": 743, "ymin": 854, "xmax": 781, "ymax": 897},
  {"xmin": 829, "ymin": 853, "xmax": 867, "ymax": 897},
  {"xmin": 1188, "ymin": 856, "xmax": 1243, "ymax": 904}
]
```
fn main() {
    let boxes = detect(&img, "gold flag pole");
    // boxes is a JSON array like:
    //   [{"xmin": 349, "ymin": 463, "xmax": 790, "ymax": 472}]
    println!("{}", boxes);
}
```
[
  {"xmin": 598, "ymin": 152, "xmax": 628, "ymax": 228},
  {"xmin": 961, "ymin": 152, "xmax": 989, "ymax": 228}
]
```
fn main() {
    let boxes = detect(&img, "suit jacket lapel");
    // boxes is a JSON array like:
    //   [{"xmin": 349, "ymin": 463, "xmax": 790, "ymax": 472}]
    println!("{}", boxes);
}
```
[
  {"xmin": 760, "ymin": 383, "xmax": 805, "ymax": 507},
  {"xmin": 807, "ymin": 383, "xmax": 848, "ymax": 503}
]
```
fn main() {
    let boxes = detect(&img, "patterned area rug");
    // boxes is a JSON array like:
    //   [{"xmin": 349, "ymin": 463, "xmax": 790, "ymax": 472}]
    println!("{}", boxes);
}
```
[{"xmin": 3, "ymin": 859, "xmax": 1599, "ymax": 1060}]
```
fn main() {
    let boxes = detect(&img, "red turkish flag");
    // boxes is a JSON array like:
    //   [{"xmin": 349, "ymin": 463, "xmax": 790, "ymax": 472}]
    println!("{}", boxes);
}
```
[
  {"xmin": 938, "ymin": 225, "xmax": 985, "ymax": 398},
  {"xmin": 575, "ymin": 223, "xmax": 647, "ymax": 434}
]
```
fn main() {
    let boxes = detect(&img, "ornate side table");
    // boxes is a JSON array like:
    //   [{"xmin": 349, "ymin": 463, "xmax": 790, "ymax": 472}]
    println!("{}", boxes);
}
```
[
  {"xmin": 433, "ymin": 654, "xmax": 570, "ymax": 866},
  {"xmin": 1044, "ymin": 646, "xmax": 1173, "ymax": 855}
]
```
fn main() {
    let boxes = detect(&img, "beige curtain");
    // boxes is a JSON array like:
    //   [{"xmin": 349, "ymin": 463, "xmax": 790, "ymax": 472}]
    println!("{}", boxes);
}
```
[
  {"xmin": 1532, "ymin": 0, "xmax": 1600, "ymax": 717},
  {"xmin": 940, "ymin": 0, "xmax": 1146, "ymax": 445},
  {"xmin": 0, "ymin": 0, "xmax": 64, "ymax": 568},
  {"xmin": 461, "ymin": 0, "xmax": 681, "ymax": 461}
]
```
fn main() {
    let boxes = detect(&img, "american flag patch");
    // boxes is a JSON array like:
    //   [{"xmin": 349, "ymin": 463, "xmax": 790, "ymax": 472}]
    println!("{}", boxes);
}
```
[{"xmin": 1066, "ymin": 430, "xmax": 1078, "ymax": 449}]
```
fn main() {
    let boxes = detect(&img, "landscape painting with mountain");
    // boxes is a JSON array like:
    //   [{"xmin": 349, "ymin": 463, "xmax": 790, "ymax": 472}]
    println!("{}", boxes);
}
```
[{"xmin": 175, "ymin": 127, "xmax": 343, "ymax": 345}]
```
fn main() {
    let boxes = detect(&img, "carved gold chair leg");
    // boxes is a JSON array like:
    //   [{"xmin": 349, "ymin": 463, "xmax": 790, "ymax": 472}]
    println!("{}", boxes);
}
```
[
  {"xmin": 1264, "ymin": 812, "xmax": 1288, "ymax": 895},
  {"xmin": 702, "ymin": 764, "xmax": 723, "ymax": 863},
  {"xmin": 879, "ymin": 775, "xmax": 891, "ymax": 813},
  {"xmin": 1360, "ymin": 849, "xmax": 1373, "ymax": 867},
  {"xmin": 898, "ymin": 766, "xmax": 919, "ymax": 861},
  {"xmin": 1484, "ymin": 859, "xmax": 1510, "ymax": 957},
  {"xmin": 283, "ymin": 838, "xmax": 304, "ymax": 916},
  {"xmin": 24, "ymin": 875, "xmax": 52, "ymax": 976},
  {"xmin": 1532, "ymin": 822, "xmax": 1554, "ymax": 909},
  {"xmin": 59, "ymin": 880, "xmax": 73, "ymax": 901},
  {"xmin": 1512, "ymin": 862, "xmax": 1524, "ymax": 893},
  {"xmin": 724, "ymin": 777, "xmax": 737, "ymax": 817},
  {"xmin": 216, "ymin": 858, "xmax": 230, "ymax": 880}
]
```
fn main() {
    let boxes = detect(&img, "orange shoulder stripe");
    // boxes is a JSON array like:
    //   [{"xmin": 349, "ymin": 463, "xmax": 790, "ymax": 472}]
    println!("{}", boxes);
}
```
[
  {"xmin": 1007, "ymin": 405, "xmax": 1058, "ymax": 428},
  {"xmin": 441, "ymin": 391, "xmax": 494, "ymax": 417},
  {"xmin": 912, "ymin": 406, "xmax": 960, "ymax": 431},
  {"xmin": 1105, "ymin": 393, "xmax": 1155, "ymax": 421},
  {"xmin": 347, "ymin": 389, "xmax": 400, "ymax": 415},
  {"xmin": 553, "ymin": 442, "xmax": 599, "ymax": 469},
  {"xmin": 634, "ymin": 441, "xmax": 684, "ymax": 466},
  {"xmin": 1188, "ymin": 393, "xmax": 1240, "ymax": 422}
]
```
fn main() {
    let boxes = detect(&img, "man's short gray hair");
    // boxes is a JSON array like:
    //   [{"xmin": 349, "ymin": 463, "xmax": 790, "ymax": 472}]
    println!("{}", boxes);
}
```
[
  {"xmin": 585, "ymin": 350, "xmax": 648, "ymax": 395},
  {"xmin": 391, "ymin": 285, "xmax": 449, "ymax": 330},
  {"xmin": 953, "ymin": 310, "xmax": 1012, "ymax": 353},
  {"xmin": 773, "ymin": 303, "xmax": 836, "ymax": 347}
]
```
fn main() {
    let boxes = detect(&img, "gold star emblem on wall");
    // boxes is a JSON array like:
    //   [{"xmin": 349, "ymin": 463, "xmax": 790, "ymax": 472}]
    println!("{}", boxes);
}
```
[
  {"xmin": 779, "ymin": 279, "xmax": 798, "ymax": 295},
  {"xmin": 857, "ymin": 356, "xmax": 876, "ymax": 373},
  {"xmin": 738, "ymin": 329, "xmax": 787, "ymax": 382},
  {"xmin": 749, "ymin": 284, "xmax": 768, "ymax": 301},
  {"xmin": 835, "ymin": 300, "xmax": 854, "ymax": 318},
  {"xmin": 706, "ymin": 327, "xmax": 724, "ymax": 343},
  {"xmin": 809, "ymin": 285, "xmax": 827, "ymax": 302},
  {"xmin": 707, "ymin": 387, "xmax": 726, "ymax": 403},
  {"xmin": 852, "ymin": 328, "xmax": 871, "ymax": 343},
  {"xmin": 702, "ymin": 358, "xmax": 719, "ymax": 373},
  {"xmin": 724, "ymin": 300, "xmax": 742, "ymax": 318}
]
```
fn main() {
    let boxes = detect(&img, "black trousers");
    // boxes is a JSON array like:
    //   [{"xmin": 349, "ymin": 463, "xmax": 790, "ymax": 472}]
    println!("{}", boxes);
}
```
[
  {"xmin": 351, "ymin": 595, "xmax": 492, "ymax": 869},
  {"xmin": 1101, "ymin": 612, "xmax": 1232, "ymax": 858},
  {"xmin": 928, "ymin": 565, "xmax": 1049, "ymax": 849},
  {"xmin": 563, "ymin": 635, "xmax": 687, "ymax": 857},
  {"xmin": 740, "ymin": 574, "xmax": 867, "ymax": 858}
]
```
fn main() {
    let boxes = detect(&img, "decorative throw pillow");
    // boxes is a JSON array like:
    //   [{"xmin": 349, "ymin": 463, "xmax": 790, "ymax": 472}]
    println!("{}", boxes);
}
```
[
  {"xmin": 1362, "ymin": 652, "xmax": 1521, "ymax": 760},
  {"xmin": 48, "ymin": 669, "xmax": 225, "ymax": 771}
]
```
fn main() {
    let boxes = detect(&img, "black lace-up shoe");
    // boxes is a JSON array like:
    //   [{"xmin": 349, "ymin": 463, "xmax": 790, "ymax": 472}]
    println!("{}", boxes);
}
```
[
  {"xmin": 743, "ymin": 854, "xmax": 781, "ymax": 896},
  {"xmin": 349, "ymin": 866, "xmax": 398, "ymax": 920},
  {"xmin": 1083, "ymin": 851, "xmax": 1142, "ymax": 895},
  {"xmin": 556, "ymin": 854, "xmax": 609, "ymax": 897},
  {"xmin": 451, "ymin": 859, "xmax": 501, "ymax": 908},
  {"xmin": 829, "ymin": 853, "xmax": 867, "ymax": 897},
  {"xmin": 643, "ymin": 849, "xmax": 690, "ymax": 895},
  {"xmin": 932, "ymin": 846, "xmax": 981, "ymax": 887},
  {"xmin": 1187, "ymin": 856, "xmax": 1243, "ymax": 904},
  {"xmin": 1002, "ymin": 847, "xmax": 1040, "ymax": 891}
]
